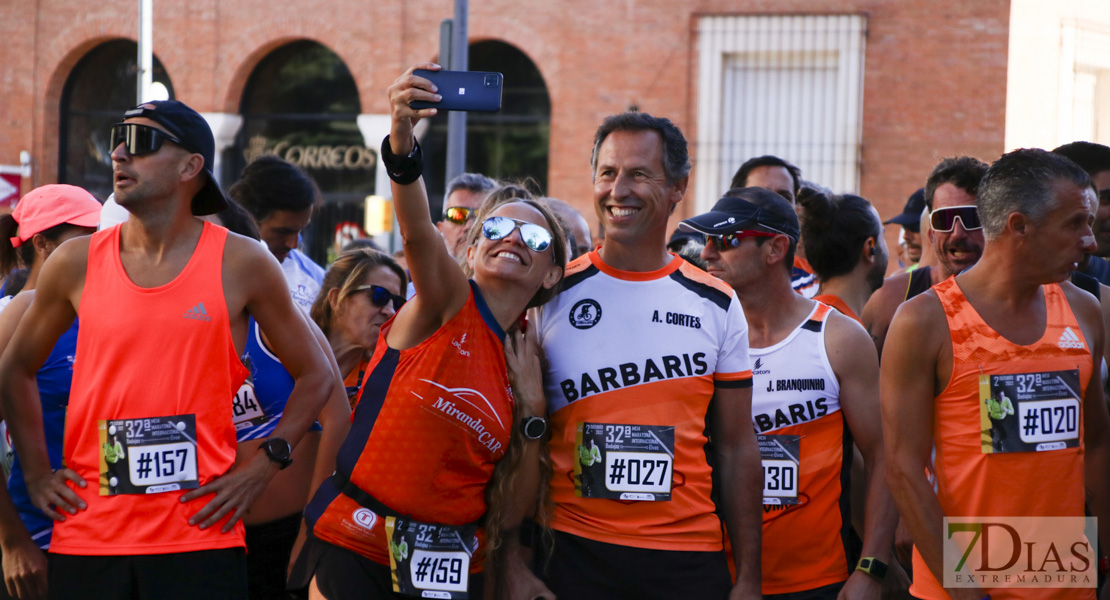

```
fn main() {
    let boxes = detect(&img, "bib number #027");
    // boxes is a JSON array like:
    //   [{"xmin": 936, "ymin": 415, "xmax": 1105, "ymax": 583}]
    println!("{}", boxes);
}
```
[
  {"xmin": 385, "ymin": 516, "xmax": 476, "ymax": 599},
  {"xmin": 574, "ymin": 422, "xmax": 675, "ymax": 501},
  {"xmin": 757, "ymin": 434, "xmax": 800, "ymax": 506},
  {"xmin": 98, "ymin": 414, "xmax": 199, "ymax": 495},
  {"xmin": 979, "ymin": 369, "xmax": 1081, "ymax": 454}
]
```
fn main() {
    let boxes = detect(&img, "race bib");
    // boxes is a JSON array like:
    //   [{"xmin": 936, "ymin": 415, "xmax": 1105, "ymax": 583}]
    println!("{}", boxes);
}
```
[
  {"xmin": 574, "ymin": 422, "xmax": 675, "ymax": 501},
  {"xmin": 385, "ymin": 516, "xmax": 476, "ymax": 599},
  {"xmin": 758, "ymin": 434, "xmax": 800, "ymax": 505},
  {"xmin": 232, "ymin": 380, "xmax": 266, "ymax": 431},
  {"xmin": 979, "ymin": 369, "xmax": 1081, "ymax": 454},
  {"xmin": 98, "ymin": 415, "xmax": 199, "ymax": 495}
]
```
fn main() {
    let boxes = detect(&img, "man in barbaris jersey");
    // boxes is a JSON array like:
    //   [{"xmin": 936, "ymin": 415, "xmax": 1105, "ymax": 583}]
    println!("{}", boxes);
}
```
[
  {"xmin": 0, "ymin": 100, "xmax": 335, "ymax": 599},
  {"xmin": 882, "ymin": 149, "xmax": 1110, "ymax": 600},
  {"xmin": 684, "ymin": 187, "xmax": 899, "ymax": 599},
  {"xmin": 512, "ymin": 112, "xmax": 763, "ymax": 600}
]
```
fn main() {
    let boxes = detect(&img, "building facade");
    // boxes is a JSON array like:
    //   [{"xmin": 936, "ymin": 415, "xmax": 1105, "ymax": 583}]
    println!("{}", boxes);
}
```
[{"xmin": 2, "ymin": 0, "xmax": 1105, "ymax": 262}]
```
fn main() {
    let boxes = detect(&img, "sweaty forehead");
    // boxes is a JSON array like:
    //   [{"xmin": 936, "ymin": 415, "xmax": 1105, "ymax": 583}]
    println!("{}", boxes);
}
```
[
  {"xmin": 596, "ymin": 129, "xmax": 665, "ymax": 170},
  {"xmin": 931, "ymin": 182, "xmax": 976, "ymax": 209}
]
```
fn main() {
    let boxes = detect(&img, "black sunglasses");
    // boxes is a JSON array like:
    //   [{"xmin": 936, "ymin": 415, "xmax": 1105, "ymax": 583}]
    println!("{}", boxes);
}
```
[
  {"xmin": 110, "ymin": 122, "xmax": 182, "ymax": 156},
  {"xmin": 353, "ymin": 285, "xmax": 405, "ymax": 311}
]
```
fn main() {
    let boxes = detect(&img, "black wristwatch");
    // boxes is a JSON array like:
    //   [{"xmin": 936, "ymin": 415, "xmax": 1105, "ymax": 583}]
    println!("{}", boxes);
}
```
[
  {"xmin": 521, "ymin": 416, "xmax": 547, "ymax": 440},
  {"xmin": 856, "ymin": 557, "xmax": 888, "ymax": 581},
  {"xmin": 260, "ymin": 437, "xmax": 294, "ymax": 470}
]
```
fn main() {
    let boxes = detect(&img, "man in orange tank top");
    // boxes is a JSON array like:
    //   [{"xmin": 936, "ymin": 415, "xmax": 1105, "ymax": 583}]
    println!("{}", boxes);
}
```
[
  {"xmin": 883, "ymin": 148, "xmax": 1110, "ymax": 600},
  {"xmin": 688, "ymin": 187, "xmax": 900, "ymax": 599},
  {"xmin": 0, "ymin": 100, "xmax": 337, "ymax": 599}
]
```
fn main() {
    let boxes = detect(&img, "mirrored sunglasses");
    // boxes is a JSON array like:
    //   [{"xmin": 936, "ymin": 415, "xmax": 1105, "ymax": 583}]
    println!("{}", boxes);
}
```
[
  {"xmin": 443, "ymin": 206, "xmax": 474, "ymax": 225},
  {"xmin": 706, "ymin": 230, "xmax": 779, "ymax": 252},
  {"xmin": 481, "ymin": 216, "xmax": 553, "ymax": 253},
  {"xmin": 110, "ymin": 122, "xmax": 182, "ymax": 157},
  {"xmin": 353, "ymin": 285, "xmax": 405, "ymax": 311},
  {"xmin": 929, "ymin": 205, "xmax": 981, "ymax": 232}
]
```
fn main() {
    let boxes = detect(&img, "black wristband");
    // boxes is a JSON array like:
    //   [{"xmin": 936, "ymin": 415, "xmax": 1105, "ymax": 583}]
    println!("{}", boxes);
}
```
[{"xmin": 380, "ymin": 135, "xmax": 424, "ymax": 185}]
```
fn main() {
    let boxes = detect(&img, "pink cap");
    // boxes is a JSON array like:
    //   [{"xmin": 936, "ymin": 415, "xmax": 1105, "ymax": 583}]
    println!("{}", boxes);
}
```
[{"xmin": 11, "ymin": 184, "xmax": 102, "ymax": 247}]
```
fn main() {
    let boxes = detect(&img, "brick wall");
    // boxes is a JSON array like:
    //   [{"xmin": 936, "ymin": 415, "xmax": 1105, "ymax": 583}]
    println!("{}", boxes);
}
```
[{"xmin": 0, "ymin": 0, "xmax": 1011, "ymax": 248}]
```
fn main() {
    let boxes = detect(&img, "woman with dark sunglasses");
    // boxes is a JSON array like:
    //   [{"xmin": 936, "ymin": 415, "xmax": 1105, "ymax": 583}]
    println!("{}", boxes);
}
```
[
  {"xmin": 310, "ymin": 249, "xmax": 407, "ymax": 406},
  {"xmin": 292, "ymin": 63, "xmax": 567, "ymax": 600}
]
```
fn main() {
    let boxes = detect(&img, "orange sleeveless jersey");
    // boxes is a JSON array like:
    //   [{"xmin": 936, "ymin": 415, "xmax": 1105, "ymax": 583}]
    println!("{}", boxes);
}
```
[
  {"xmin": 53, "ymin": 222, "xmax": 248, "ymax": 555},
  {"xmin": 751, "ymin": 303, "xmax": 852, "ymax": 594},
  {"xmin": 910, "ymin": 279, "xmax": 1092, "ymax": 600},
  {"xmin": 812, "ymin": 293, "xmax": 860, "ymax": 324},
  {"xmin": 537, "ymin": 252, "xmax": 753, "ymax": 551},
  {"xmin": 305, "ymin": 284, "xmax": 512, "ymax": 568}
]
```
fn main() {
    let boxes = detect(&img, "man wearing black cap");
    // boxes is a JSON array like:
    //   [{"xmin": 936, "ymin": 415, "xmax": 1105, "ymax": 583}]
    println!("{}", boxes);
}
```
[
  {"xmin": 0, "ymin": 100, "xmax": 337, "ymax": 599},
  {"xmin": 682, "ymin": 187, "xmax": 898, "ymax": 600},
  {"xmin": 884, "ymin": 189, "xmax": 926, "ymax": 271},
  {"xmin": 523, "ymin": 112, "xmax": 762, "ymax": 600}
]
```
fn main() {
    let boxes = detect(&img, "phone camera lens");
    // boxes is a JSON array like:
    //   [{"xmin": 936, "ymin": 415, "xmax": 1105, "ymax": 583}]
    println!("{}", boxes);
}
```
[{"xmin": 484, "ymin": 74, "xmax": 498, "ymax": 87}]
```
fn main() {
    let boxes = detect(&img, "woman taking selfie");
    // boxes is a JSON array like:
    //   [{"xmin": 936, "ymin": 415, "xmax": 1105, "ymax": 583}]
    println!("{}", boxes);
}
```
[{"xmin": 292, "ymin": 63, "xmax": 565, "ymax": 600}]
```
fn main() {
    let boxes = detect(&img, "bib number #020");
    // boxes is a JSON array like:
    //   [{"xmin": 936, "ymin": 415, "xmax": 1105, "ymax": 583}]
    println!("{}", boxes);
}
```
[
  {"xmin": 98, "ymin": 414, "xmax": 199, "ymax": 495},
  {"xmin": 574, "ymin": 422, "xmax": 675, "ymax": 501},
  {"xmin": 979, "ymin": 369, "xmax": 1081, "ymax": 454},
  {"xmin": 385, "ymin": 516, "xmax": 476, "ymax": 599}
]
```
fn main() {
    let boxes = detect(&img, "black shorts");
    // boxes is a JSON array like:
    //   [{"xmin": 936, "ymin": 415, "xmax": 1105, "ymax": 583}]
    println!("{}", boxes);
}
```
[
  {"xmin": 289, "ymin": 536, "xmax": 485, "ymax": 600},
  {"xmin": 245, "ymin": 513, "xmax": 303, "ymax": 600},
  {"xmin": 48, "ymin": 547, "xmax": 247, "ymax": 600},
  {"xmin": 543, "ymin": 530, "xmax": 732, "ymax": 600},
  {"xmin": 764, "ymin": 581, "xmax": 845, "ymax": 600}
]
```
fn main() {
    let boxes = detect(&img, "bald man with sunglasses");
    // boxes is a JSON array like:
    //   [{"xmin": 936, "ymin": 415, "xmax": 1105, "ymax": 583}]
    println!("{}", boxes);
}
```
[
  {"xmin": 862, "ymin": 157, "xmax": 990, "ymax": 358},
  {"xmin": 0, "ymin": 100, "xmax": 336, "ymax": 599}
]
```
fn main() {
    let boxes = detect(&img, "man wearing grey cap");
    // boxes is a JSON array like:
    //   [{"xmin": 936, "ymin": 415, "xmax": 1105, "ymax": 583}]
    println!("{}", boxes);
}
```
[
  {"xmin": 683, "ymin": 187, "xmax": 898, "ymax": 600},
  {"xmin": 0, "ymin": 100, "xmax": 337, "ymax": 599}
]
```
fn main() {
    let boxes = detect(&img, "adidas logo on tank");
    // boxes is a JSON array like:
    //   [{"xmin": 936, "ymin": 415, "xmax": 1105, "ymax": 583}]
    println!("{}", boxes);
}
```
[
  {"xmin": 184, "ymin": 303, "xmax": 211, "ymax": 322},
  {"xmin": 1057, "ymin": 326, "xmax": 1084, "ymax": 350}
]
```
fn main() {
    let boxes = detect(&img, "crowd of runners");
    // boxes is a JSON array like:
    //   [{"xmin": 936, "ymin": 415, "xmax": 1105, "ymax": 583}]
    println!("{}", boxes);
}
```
[{"xmin": 0, "ymin": 61, "xmax": 1107, "ymax": 600}]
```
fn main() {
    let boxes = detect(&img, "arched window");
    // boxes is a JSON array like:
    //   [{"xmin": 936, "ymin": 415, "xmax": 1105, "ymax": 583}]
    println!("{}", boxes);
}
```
[
  {"xmin": 422, "ymin": 41, "xmax": 551, "ymax": 212},
  {"xmin": 233, "ymin": 40, "xmax": 372, "ymax": 264},
  {"xmin": 59, "ymin": 40, "xmax": 175, "ymax": 200}
]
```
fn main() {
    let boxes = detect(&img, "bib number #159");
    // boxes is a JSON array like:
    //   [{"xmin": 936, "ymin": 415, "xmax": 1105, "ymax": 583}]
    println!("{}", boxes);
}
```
[
  {"xmin": 385, "ymin": 516, "xmax": 476, "ymax": 599},
  {"xmin": 575, "ymin": 422, "xmax": 675, "ymax": 501},
  {"xmin": 98, "ymin": 415, "xmax": 199, "ymax": 496},
  {"xmin": 979, "ymin": 369, "xmax": 1081, "ymax": 454},
  {"xmin": 757, "ymin": 434, "xmax": 800, "ymax": 506}
]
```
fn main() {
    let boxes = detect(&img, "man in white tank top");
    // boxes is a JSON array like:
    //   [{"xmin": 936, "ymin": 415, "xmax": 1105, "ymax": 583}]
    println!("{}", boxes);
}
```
[{"xmin": 681, "ymin": 187, "xmax": 899, "ymax": 599}]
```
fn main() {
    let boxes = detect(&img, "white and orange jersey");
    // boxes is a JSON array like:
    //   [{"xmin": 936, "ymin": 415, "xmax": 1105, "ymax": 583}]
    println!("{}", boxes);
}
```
[
  {"xmin": 750, "ymin": 303, "xmax": 852, "ymax": 594},
  {"xmin": 537, "ymin": 250, "xmax": 752, "ymax": 552}
]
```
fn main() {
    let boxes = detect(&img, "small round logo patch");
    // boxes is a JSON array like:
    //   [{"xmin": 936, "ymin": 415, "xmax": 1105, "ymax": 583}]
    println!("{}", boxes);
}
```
[
  {"xmin": 353, "ymin": 508, "xmax": 377, "ymax": 530},
  {"xmin": 569, "ymin": 299, "xmax": 602, "ymax": 330}
]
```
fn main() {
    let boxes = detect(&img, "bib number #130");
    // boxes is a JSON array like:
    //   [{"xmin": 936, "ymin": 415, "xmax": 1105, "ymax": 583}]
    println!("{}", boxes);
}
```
[
  {"xmin": 574, "ymin": 422, "xmax": 675, "ymax": 501},
  {"xmin": 979, "ymin": 369, "xmax": 1081, "ymax": 454},
  {"xmin": 98, "ymin": 415, "xmax": 199, "ymax": 496},
  {"xmin": 385, "ymin": 516, "xmax": 476, "ymax": 599},
  {"xmin": 757, "ymin": 434, "xmax": 800, "ymax": 506}
]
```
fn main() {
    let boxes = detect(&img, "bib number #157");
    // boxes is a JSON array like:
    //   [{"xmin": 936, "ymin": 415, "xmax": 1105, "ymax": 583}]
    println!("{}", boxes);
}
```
[
  {"xmin": 385, "ymin": 516, "xmax": 476, "ymax": 599},
  {"xmin": 757, "ymin": 434, "xmax": 800, "ymax": 506},
  {"xmin": 98, "ymin": 414, "xmax": 199, "ymax": 495},
  {"xmin": 979, "ymin": 369, "xmax": 1081, "ymax": 454},
  {"xmin": 575, "ymin": 422, "xmax": 675, "ymax": 501}
]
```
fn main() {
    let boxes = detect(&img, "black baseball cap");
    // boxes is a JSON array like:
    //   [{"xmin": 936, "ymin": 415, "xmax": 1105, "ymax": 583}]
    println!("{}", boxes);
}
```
[
  {"xmin": 678, "ymin": 187, "xmax": 800, "ymax": 242},
  {"xmin": 120, "ymin": 100, "xmax": 229, "ymax": 216},
  {"xmin": 884, "ymin": 188, "xmax": 925, "ymax": 232}
]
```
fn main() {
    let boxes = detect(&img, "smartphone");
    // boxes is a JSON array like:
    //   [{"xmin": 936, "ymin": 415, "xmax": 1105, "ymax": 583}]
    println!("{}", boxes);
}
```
[{"xmin": 411, "ymin": 70, "xmax": 503, "ymax": 112}]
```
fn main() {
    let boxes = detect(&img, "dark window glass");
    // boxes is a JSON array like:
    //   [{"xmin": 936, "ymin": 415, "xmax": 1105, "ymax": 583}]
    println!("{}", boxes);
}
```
[
  {"xmin": 232, "ymin": 40, "xmax": 373, "ymax": 265},
  {"xmin": 423, "ymin": 41, "xmax": 551, "ymax": 215},
  {"xmin": 59, "ymin": 40, "xmax": 175, "ymax": 200}
]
